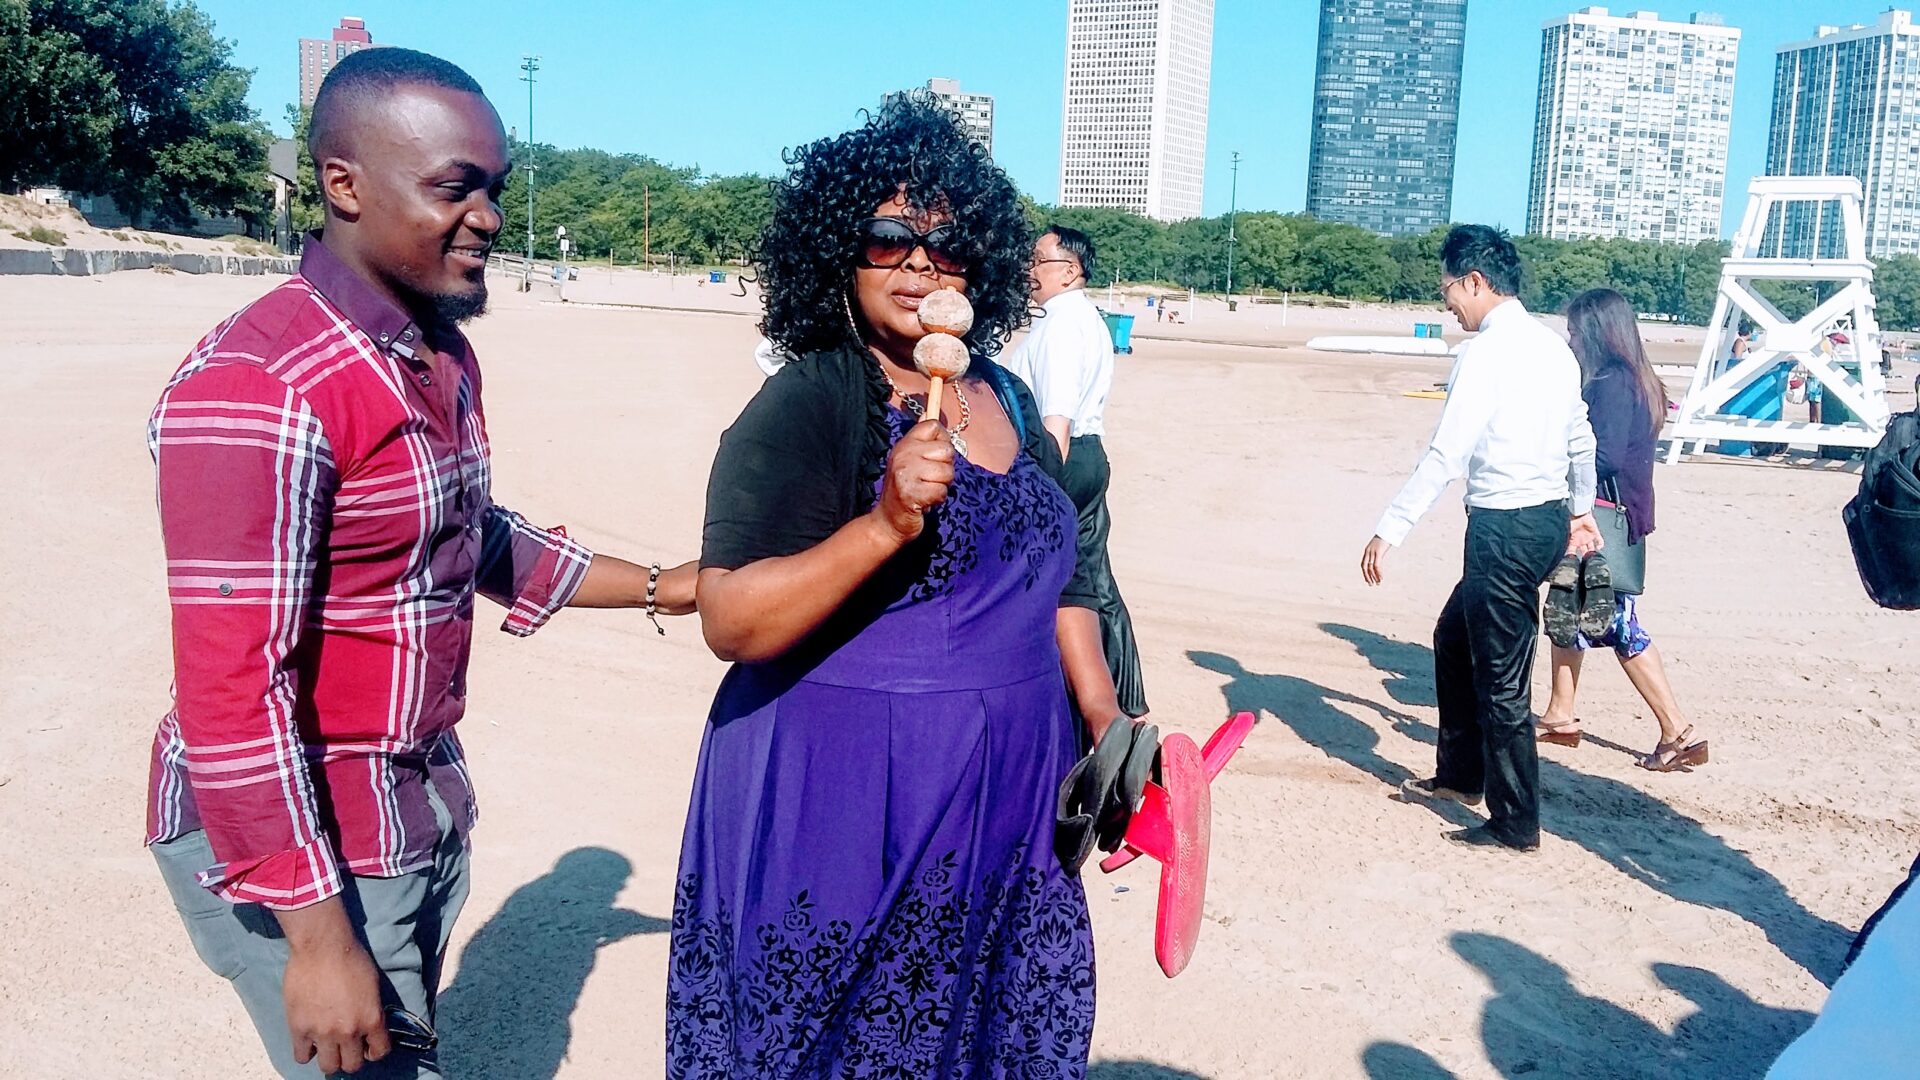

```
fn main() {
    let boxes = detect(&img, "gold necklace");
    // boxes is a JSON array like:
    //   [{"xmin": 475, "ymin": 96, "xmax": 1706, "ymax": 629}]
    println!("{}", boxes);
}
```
[{"xmin": 882, "ymin": 366, "xmax": 971, "ymax": 456}]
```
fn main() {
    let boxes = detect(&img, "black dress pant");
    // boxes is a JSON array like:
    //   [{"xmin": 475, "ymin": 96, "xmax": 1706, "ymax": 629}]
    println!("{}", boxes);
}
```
[
  {"xmin": 1432, "ymin": 500, "xmax": 1569, "ymax": 847},
  {"xmin": 1059, "ymin": 434, "xmax": 1148, "ymax": 718}
]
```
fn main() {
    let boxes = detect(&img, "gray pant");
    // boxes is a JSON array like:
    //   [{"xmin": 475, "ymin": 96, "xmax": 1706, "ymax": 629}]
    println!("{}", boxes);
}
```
[{"xmin": 152, "ymin": 789, "xmax": 470, "ymax": 1079}]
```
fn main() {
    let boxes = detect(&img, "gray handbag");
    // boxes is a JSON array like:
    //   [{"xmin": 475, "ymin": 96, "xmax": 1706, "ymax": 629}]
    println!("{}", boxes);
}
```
[{"xmin": 1594, "ymin": 478, "xmax": 1646, "ymax": 594}]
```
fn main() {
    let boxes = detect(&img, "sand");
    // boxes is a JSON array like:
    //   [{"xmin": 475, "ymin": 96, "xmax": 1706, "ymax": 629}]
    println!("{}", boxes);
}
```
[{"xmin": 2, "ymin": 268, "xmax": 1917, "ymax": 1079}]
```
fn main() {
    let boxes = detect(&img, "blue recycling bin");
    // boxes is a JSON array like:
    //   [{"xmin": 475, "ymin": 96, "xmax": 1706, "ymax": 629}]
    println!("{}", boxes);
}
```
[
  {"xmin": 708, "ymin": 270, "xmax": 726, "ymax": 283},
  {"xmin": 1100, "ymin": 311, "xmax": 1135, "ymax": 354}
]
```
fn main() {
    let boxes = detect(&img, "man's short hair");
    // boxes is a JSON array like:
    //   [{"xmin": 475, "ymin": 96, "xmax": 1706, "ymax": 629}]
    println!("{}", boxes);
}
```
[
  {"xmin": 1440, "ymin": 224, "xmax": 1523, "ymax": 297},
  {"xmin": 1046, "ymin": 225, "xmax": 1097, "ymax": 283},
  {"xmin": 309, "ymin": 47, "xmax": 487, "ymax": 161}
]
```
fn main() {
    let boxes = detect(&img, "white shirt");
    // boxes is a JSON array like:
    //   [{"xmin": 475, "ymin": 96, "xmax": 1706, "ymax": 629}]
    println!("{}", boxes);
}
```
[
  {"xmin": 1005, "ymin": 287, "xmax": 1113, "ymax": 438},
  {"xmin": 1375, "ymin": 299, "xmax": 1597, "ymax": 547}
]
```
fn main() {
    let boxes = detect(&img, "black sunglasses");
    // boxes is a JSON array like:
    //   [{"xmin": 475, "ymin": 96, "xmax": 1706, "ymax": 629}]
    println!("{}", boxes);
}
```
[
  {"xmin": 855, "ymin": 217, "xmax": 971, "ymax": 275},
  {"xmin": 385, "ymin": 1005, "xmax": 438, "ymax": 1055}
]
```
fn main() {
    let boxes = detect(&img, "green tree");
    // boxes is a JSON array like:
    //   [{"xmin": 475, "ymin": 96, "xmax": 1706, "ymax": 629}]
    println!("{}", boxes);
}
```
[
  {"xmin": 283, "ymin": 104, "xmax": 323, "ymax": 235},
  {"xmin": 0, "ymin": 0, "xmax": 269, "ymax": 227},
  {"xmin": 1298, "ymin": 224, "xmax": 1397, "ymax": 299},
  {"xmin": 1232, "ymin": 213, "xmax": 1299, "ymax": 293},
  {"xmin": 1872, "ymin": 255, "xmax": 1920, "ymax": 332}
]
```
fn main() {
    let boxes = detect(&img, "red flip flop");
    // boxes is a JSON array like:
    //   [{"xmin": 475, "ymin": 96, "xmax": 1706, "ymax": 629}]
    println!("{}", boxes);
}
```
[
  {"xmin": 1113, "ymin": 732, "xmax": 1210, "ymax": 977},
  {"xmin": 1099, "ymin": 711, "xmax": 1254, "ymax": 875}
]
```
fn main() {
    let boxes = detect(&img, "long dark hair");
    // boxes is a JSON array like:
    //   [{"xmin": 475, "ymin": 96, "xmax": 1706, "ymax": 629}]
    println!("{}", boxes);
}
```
[
  {"xmin": 1565, "ymin": 288, "xmax": 1668, "ymax": 432},
  {"xmin": 755, "ymin": 95, "xmax": 1033, "ymax": 358}
]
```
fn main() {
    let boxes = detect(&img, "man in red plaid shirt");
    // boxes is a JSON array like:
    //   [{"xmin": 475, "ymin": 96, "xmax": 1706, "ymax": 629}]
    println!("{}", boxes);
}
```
[{"xmin": 145, "ymin": 48, "xmax": 694, "ymax": 1077}]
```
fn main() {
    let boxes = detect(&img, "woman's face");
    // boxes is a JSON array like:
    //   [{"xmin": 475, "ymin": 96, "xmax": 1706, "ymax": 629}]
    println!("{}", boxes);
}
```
[{"xmin": 852, "ymin": 191, "xmax": 969, "ymax": 359}]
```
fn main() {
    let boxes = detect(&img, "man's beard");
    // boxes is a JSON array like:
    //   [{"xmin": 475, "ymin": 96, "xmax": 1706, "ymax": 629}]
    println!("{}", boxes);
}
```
[{"xmin": 397, "ymin": 279, "xmax": 489, "ymax": 325}]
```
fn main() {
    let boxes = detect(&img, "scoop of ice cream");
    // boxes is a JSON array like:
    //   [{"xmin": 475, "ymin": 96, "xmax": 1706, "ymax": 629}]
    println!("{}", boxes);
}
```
[
  {"xmin": 912, "ymin": 332, "xmax": 971, "ymax": 381},
  {"xmin": 916, "ymin": 288, "xmax": 974, "ymax": 337}
]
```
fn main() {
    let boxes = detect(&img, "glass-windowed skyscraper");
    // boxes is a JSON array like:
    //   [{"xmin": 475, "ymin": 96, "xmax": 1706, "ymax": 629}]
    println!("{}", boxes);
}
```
[
  {"xmin": 1305, "ymin": 0, "xmax": 1467, "ymax": 237},
  {"xmin": 1764, "ymin": 10, "xmax": 1920, "ymax": 257}
]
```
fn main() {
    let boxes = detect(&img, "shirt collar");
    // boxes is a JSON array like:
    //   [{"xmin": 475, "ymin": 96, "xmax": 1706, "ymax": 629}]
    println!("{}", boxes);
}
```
[
  {"xmin": 299, "ymin": 232, "xmax": 430, "ymax": 364},
  {"xmin": 1480, "ymin": 297, "xmax": 1527, "ymax": 329},
  {"xmin": 1041, "ymin": 286, "xmax": 1088, "ymax": 313}
]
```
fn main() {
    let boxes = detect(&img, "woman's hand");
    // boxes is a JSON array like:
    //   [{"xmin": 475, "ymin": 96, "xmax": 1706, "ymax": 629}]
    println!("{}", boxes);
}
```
[{"xmin": 871, "ymin": 419, "xmax": 954, "ymax": 545}]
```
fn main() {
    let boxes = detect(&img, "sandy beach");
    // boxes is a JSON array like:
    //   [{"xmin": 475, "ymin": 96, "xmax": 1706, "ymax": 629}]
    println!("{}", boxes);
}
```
[{"xmin": 3, "ymin": 267, "xmax": 1917, "ymax": 1079}]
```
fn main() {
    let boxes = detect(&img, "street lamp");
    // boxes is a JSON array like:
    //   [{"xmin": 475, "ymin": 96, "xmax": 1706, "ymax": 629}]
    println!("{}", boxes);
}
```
[
  {"xmin": 1225, "ymin": 151, "xmax": 1240, "ymax": 305},
  {"xmin": 520, "ymin": 55, "xmax": 540, "ymax": 262}
]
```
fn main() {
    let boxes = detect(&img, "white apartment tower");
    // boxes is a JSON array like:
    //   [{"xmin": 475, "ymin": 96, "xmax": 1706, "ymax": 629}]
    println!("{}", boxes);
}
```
[
  {"xmin": 1527, "ymin": 8, "xmax": 1740, "ymax": 244},
  {"xmin": 1059, "ymin": 0, "xmax": 1215, "ymax": 222},
  {"xmin": 923, "ymin": 79, "xmax": 995, "ymax": 154},
  {"xmin": 1765, "ymin": 10, "xmax": 1920, "ymax": 257}
]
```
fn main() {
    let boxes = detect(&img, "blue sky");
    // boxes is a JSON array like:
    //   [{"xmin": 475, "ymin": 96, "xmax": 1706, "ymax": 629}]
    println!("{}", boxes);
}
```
[{"xmin": 203, "ymin": 1, "xmax": 1885, "ymax": 236}]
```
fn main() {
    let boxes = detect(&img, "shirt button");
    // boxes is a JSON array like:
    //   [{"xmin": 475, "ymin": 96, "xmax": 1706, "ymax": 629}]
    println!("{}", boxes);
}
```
[
  {"xmin": 218, "ymin": 583, "xmax": 233, "ymax": 596},
  {"xmin": 379, "ymin": 332, "xmax": 391, "ymax": 343},
  {"xmin": 402, "ymin": 329, "xmax": 415, "ymax": 342},
  {"xmin": 420, "ymin": 372, "xmax": 432, "ymax": 386}
]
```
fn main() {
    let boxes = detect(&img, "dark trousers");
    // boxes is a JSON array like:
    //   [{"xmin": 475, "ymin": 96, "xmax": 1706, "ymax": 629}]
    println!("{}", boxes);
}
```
[
  {"xmin": 1432, "ymin": 500, "xmax": 1570, "ymax": 847},
  {"xmin": 1060, "ymin": 434, "xmax": 1148, "ymax": 718}
]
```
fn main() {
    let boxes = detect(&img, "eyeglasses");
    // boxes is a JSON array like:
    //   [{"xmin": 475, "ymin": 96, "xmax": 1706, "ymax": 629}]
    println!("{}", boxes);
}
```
[
  {"xmin": 1438, "ymin": 273, "xmax": 1473, "ymax": 299},
  {"xmin": 855, "ymin": 217, "xmax": 971, "ymax": 275}
]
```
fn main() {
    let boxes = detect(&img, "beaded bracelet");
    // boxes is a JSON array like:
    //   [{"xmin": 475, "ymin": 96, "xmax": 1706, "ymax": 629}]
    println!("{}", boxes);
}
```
[{"xmin": 646, "ymin": 562, "xmax": 664, "ymax": 635}]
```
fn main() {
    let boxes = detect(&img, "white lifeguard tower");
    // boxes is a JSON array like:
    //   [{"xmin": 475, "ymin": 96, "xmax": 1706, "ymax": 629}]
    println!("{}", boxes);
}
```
[{"xmin": 1666, "ymin": 177, "xmax": 1887, "ymax": 462}]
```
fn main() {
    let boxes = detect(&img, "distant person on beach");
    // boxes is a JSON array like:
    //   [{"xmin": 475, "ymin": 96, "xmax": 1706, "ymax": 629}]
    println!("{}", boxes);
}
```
[
  {"xmin": 673, "ymin": 97, "xmax": 1106, "ymax": 1074},
  {"xmin": 1007, "ymin": 224, "xmax": 1150, "ymax": 720},
  {"xmin": 144, "ymin": 48, "xmax": 695, "ymax": 1078},
  {"xmin": 1360, "ymin": 225, "xmax": 1601, "ymax": 854},
  {"xmin": 1533, "ymin": 289, "xmax": 1707, "ymax": 772}
]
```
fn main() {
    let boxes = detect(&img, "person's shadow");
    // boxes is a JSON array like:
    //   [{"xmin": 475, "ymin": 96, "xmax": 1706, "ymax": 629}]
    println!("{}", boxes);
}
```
[
  {"xmin": 438, "ymin": 847, "xmax": 669, "ymax": 1077},
  {"xmin": 1187, "ymin": 650, "xmax": 1481, "ymax": 829},
  {"xmin": 1360, "ymin": 933, "xmax": 1812, "ymax": 1079},
  {"xmin": 1087, "ymin": 1062, "xmax": 1211, "ymax": 1079},
  {"xmin": 1304, "ymin": 623, "xmax": 1852, "ymax": 986}
]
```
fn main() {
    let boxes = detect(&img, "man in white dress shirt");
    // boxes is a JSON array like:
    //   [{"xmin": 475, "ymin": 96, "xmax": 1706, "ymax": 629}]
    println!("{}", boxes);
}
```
[
  {"xmin": 1360, "ymin": 225, "xmax": 1602, "ymax": 853},
  {"xmin": 1008, "ymin": 226, "xmax": 1148, "ymax": 721}
]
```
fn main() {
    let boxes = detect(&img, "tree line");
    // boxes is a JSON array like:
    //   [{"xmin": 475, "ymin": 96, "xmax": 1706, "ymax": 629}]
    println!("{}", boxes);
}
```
[{"xmin": 9, "ymin": 0, "xmax": 1918, "ymax": 331}]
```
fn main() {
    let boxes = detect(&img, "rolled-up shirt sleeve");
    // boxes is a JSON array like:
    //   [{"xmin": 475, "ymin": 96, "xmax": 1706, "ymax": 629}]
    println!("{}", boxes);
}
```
[
  {"xmin": 151, "ymin": 363, "xmax": 342, "ymax": 909},
  {"xmin": 1567, "ymin": 397, "xmax": 1597, "ymax": 517},
  {"xmin": 476, "ymin": 505, "xmax": 594, "ymax": 636}
]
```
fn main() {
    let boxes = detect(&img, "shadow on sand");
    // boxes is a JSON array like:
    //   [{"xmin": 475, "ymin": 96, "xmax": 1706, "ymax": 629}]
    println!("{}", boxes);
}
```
[
  {"xmin": 438, "ymin": 846, "xmax": 668, "ymax": 1077},
  {"xmin": 1361, "ymin": 932, "xmax": 1813, "ymax": 1079},
  {"xmin": 1190, "ymin": 624, "xmax": 1852, "ymax": 986}
]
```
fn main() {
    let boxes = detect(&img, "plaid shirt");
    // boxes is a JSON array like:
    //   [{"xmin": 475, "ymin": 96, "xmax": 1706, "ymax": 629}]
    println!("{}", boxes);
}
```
[{"xmin": 146, "ymin": 237, "xmax": 592, "ymax": 909}]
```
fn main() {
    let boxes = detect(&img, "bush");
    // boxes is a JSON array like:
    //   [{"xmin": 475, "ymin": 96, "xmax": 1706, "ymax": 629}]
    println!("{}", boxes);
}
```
[{"xmin": 11, "ymin": 226, "xmax": 67, "ymax": 245}]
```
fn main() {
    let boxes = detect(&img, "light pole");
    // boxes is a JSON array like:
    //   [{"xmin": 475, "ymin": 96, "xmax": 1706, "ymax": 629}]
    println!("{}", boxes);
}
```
[
  {"xmin": 1225, "ymin": 150, "xmax": 1240, "ymax": 305},
  {"xmin": 520, "ymin": 55, "xmax": 540, "ymax": 263}
]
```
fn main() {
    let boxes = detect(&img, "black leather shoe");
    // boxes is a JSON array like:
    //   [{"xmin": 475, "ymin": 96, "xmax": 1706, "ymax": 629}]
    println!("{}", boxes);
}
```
[{"xmin": 1445, "ymin": 825, "xmax": 1538, "ymax": 853}]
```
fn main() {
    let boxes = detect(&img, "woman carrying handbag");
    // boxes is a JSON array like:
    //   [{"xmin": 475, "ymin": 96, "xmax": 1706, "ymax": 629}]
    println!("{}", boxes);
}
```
[{"xmin": 1534, "ymin": 289, "xmax": 1709, "ymax": 772}]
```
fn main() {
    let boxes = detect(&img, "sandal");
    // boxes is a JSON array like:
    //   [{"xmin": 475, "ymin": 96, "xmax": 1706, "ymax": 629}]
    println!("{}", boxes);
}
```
[
  {"xmin": 1534, "ymin": 714, "xmax": 1583, "ymax": 748},
  {"xmin": 1637, "ymin": 726, "xmax": 1709, "ymax": 772}
]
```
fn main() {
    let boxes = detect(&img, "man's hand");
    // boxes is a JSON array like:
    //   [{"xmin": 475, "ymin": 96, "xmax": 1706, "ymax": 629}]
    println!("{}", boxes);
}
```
[
  {"xmin": 275, "ymin": 899, "xmax": 390, "ymax": 1074},
  {"xmin": 1361, "ymin": 536, "xmax": 1392, "ymax": 586},
  {"xmin": 1567, "ymin": 513, "xmax": 1605, "ymax": 557}
]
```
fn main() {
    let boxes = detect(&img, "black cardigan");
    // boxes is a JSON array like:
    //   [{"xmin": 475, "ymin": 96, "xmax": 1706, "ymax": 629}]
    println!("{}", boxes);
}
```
[{"xmin": 701, "ymin": 342, "xmax": 1094, "ymax": 605}]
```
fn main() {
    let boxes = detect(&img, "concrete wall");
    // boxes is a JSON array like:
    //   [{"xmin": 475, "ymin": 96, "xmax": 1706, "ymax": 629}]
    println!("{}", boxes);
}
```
[{"xmin": 0, "ymin": 248, "xmax": 295, "ymax": 277}]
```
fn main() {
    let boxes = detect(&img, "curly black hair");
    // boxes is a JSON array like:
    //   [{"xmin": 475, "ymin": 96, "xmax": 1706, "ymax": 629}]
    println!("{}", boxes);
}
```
[{"xmin": 756, "ymin": 94, "xmax": 1033, "ymax": 358}]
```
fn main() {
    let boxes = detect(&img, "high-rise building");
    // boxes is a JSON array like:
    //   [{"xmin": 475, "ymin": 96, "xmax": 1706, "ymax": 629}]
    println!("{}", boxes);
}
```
[
  {"xmin": 1526, "ymin": 8, "xmax": 1739, "ymax": 245},
  {"xmin": 1059, "ymin": 0, "xmax": 1214, "ymax": 222},
  {"xmin": 924, "ymin": 79, "xmax": 995, "ymax": 154},
  {"xmin": 299, "ymin": 17, "xmax": 383, "ymax": 109},
  {"xmin": 1764, "ymin": 10, "xmax": 1920, "ymax": 258},
  {"xmin": 1305, "ymin": 0, "xmax": 1468, "ymax": 237},
  {"xmin": 887, "ymin": 79, "xmax": 994, "ymax": 153}
]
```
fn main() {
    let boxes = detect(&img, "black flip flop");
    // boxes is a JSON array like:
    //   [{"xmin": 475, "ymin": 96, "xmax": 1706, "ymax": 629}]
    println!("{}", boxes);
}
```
[
  {"xmin": 1055, "ymin": 718, "xmax": 1136, "ymax": 874},
  {"xmin": 1543, "ymin": 554, "xmax": 1582, "ymax": 647},
  {"xmin": 1097, "ymin": 722, "xmax": 1159, "ymax": 854},
  {"xmin": 1578, "ymin": 552, "xmax": 1616, "ymax": 639}
]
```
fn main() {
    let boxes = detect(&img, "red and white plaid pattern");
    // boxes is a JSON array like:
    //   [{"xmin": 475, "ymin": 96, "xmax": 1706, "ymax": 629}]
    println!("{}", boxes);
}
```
[{"xmin": 146, "ymin": 253, "xmax": 591, "ymax": 909}]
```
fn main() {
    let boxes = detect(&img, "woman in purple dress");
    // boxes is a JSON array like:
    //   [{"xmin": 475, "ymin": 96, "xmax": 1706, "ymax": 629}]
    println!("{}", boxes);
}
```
[{"xmin": 667, "ymin": 98, "xmax": 1100, "ymax": 1077}]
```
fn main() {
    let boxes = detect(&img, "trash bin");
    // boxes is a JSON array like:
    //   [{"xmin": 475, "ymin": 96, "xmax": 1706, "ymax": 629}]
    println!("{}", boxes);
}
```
[
  {"xmin": 1714, "ymin": 362, "xmax": 1788, "ymax": 457},
  {"xmin": 708, "ymin": 270, "xmax": 726, "ymax": 283},
  {"xmin": 1100, "ymin": 311, "xmax": 1135, "ymax": 354},
  {"xmin": 1145, "ymin": 296, "xmax": 1156, "ymax": 308},
  {"xmin": 1227, "ymin": 299, "xmax": 1238, "ymax": 312},
  {"xmin": 1414, "ymin": 324, "xmax": 1430, "ymax": 339}
]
